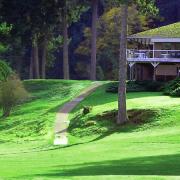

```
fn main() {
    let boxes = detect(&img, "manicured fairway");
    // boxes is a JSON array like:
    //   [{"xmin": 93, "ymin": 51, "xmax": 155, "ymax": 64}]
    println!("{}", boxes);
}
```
[{"xmin": 0, "ymin": 81, "xmax": 180, "ymax": 180}]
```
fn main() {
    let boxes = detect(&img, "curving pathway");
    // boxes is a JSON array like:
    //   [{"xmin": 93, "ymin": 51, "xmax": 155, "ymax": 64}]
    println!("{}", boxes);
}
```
[{"xmin": 54, "ymin": 82, "xmax": 103, "ymax": 145}]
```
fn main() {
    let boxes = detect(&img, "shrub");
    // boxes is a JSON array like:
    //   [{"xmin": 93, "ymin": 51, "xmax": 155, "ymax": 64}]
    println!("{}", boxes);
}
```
[
  {"xmin": 84, "ymin": 121, "xmax": 96, "ymax": 127},
  {"xmin": 106, "ymin": 82, "xmax": 118, "ymax": 93},
  {"xmin": 163, "ymin": 78, "xmax": 180, "ymax": 97},
  {"xmin": 82, "ymin": 106, "xmax": 92, "ymax": 115},
  {"xmin": 137, "ymin": 80, "xmax": 164, "ymax": 92},
  {"xmin": 106, "ymin": 81, "xmax": 164, "ymax": 93},
  {"xmin": 127, "ymin": 81, "xmax": 146, "ymax": 92},
  {"xmin": 0, "ymin": 74, "xmax": 28, "ymax": 117},
  {"xmin": 171, "ymin": 87, "xmax": 180, "ymax": 97}
]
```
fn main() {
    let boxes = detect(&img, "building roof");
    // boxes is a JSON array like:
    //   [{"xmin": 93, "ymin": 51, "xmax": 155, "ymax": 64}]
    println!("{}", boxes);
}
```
[{"xmin": 130, "ymin": 22, "xmax": 180, "ymax": 39}]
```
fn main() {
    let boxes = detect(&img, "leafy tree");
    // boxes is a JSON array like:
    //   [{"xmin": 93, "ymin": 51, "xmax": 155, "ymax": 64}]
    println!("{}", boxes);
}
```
[
  {"xmin": 0, "ymin": 22, "xmax": 12, "ymax": 53},
  {"xmin": 90, "ymin": 0, "xmax": 98, "ymax": 80},
  {"xmin": 76, "ymin": 5, "xmax": 151, "ymax": 80},
  {"xmin": 112, "ymin": 0, "xmax": 158, "ymax": 124},
  {"xmin": 60, "ymin": 0, "xmax": 88, "ymax": 79},
  {"xmin": 0, "ymin": 0, "xmax": 63, "ymax": 79}
]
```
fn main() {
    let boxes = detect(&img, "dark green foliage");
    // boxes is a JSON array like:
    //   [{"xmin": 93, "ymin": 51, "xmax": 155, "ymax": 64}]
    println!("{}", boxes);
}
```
[
  {"xmin": 84, "ymin": 120, "xmax": 97, "ymax": 127},
  {"xmin": 163, "ymin": 78, "xmax": 180, "ymax": 97},
  {"xmin": 82, "ymin": 106, "xmax": 92, "ymax": 115},
  {"xmin": 96, "ymin": 66, "xmax": 105, "ymax": 80},
  {"xmin": 105, "ymin": 82, "xmax": 118, "ymax": 93},
  {"xmin": 136, "ymin": 81, "xmax": 164, "ymax": 92},
  {"xmin": 0, "ymin": 75, "xmax": 28, "ymax": 117},
  {"xmin": 171, "ymin": 87, "xmax": 180, "ymax": 97},
  {"xmin": 106, "ymin": 81, "xmax": 144, "ymax": 93},
  {"xmin": 0, "ymin": 60, "xmax": 12, "ymax": 81},
  {"xmin": 127, "ymin": 81, "xmax": 146, "ymax": 92},
  {"xmin": 106, "ymin": 81, "xmax": 164, "ymax": 93},
  {"xmin": 0, "ymin": 22, "xmax": 12, "ymax": 54}
]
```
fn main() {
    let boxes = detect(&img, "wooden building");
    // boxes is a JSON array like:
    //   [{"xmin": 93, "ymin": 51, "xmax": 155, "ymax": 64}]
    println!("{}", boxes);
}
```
[{"xmin": 127, "ymin": 22, "xmax": 180, "ymax": 81}]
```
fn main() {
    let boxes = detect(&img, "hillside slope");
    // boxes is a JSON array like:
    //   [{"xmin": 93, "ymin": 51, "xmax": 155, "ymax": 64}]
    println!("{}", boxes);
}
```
[
  {"xmin": 0, "ymin": 80, "xmax": 91, "ymax": 144},
  {"xmin": 0, "ymin": 81, "xmax": 180, "ymax": 179}
]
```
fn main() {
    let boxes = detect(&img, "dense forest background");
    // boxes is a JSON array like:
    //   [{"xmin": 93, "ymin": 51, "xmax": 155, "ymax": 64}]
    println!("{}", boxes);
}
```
[
  {"xmin": 1, "ymin": 0, "xmax": 180, "ymax": 80},
  {"xmin": 57, "ymin": 0, "xmax": 180, "ymax": 80}
]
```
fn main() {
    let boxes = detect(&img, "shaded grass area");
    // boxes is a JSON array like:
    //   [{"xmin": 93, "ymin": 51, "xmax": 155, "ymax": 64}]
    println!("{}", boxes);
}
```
[
  {"xmin": 36, "ymin": 154, "xmax": 180, "ymax": 177},
  {"xmin": 69, "ymin": 109, "xmax": 159, "ymax": 137},
  {"xmin": 0, "ymin": 80, "xmax": 91, "ymax": 143},
  {"xmin": 0, "ymin": 82, "xmax": 180, "ymax": 179}
]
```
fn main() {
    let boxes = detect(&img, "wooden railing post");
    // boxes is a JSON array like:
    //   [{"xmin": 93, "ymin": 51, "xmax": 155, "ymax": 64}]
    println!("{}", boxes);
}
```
[{"xmin": 153, "ymin": 43, "xmax": 155, "ymax": 58}]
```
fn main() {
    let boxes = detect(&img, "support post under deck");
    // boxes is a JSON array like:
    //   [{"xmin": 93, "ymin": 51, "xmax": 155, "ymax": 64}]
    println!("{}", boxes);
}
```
[
  {"xmin": 151, "ymin": 62, "xmax": 160, "ymax": 81},
  {"xmin": 128, "ymin": 62, "xmax": 136, "ymax": 81}
]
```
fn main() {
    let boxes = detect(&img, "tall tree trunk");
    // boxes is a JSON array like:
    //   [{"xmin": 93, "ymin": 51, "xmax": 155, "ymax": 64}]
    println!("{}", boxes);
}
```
[
  {"xmin": 29, "ymin": 49, "xmax": 34, "ymax": 79},
  {"xmin": 90, "ymin": 0, "xmax": 98, "ymax": 80},
  {"xmin": 16, "ymin": 56, "xmax": 23, "ymax": 78},
  {"xmin": 63, "ymin": 4, "xmax": 70, "ymax": 80},
  {"xmin": 16, "ymin": 38, "xmax": 24, "ymax": 79},
  {"xmin": 117, "ymin": 4, "xmax": 128, "ymax": 125},
  {"xmin": 41, "ymin": 37, "xmax": 47, "ymax": 79},
  {"xmin": 32, "ymin": 38, "xmax": 40, "ymax": 79}
]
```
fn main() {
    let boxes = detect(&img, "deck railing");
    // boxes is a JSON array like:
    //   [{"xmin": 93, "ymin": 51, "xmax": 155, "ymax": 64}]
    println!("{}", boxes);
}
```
[{"xmin": 127, "ymin": 49, "xmax": 180, "ymax": 59}]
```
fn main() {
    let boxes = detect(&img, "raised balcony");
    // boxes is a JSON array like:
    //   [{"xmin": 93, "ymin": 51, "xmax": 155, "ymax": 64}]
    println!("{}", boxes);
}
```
[{"xmin": 127, "ymin": 49, "xmax": 180, "ymax": 63}]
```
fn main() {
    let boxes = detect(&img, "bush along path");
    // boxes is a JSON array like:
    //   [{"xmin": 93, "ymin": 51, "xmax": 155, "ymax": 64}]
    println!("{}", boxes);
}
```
[{"xmin": 54, "ymin": 81, "xmax": 103, "ymax": 145}]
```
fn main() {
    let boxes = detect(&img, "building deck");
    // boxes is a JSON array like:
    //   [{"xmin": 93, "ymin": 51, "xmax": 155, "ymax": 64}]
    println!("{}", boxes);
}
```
[{"xmin": 127, "ymin": 58, "xmax": 180, "ymax": 63}]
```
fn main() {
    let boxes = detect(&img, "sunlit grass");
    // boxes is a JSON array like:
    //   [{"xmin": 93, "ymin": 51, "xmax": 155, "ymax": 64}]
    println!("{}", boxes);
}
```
[
  {"xmin": 0, "ymin": 80, "xmax": 91, "ymax": 143},
  {"xmin": 0, "ymin": 81, "xmax": 180, "ymax": 179}
]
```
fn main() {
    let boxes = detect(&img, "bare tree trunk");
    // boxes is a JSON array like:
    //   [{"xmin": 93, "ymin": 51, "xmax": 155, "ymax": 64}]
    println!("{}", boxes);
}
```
[
  {"xmin": 16, "ymin": 56, "xmax": 23, "ymax": 78},
  {"xmin": 117, "ymin": 4, "xmax": 128, "ymax": 125},
  {"xmin": 32, "ymin": 38, "xmax": 40, "ymax": 79},
  {"xmin": 29, "ymin": 49, "xmax": 34, "ymax": 79},
  {"xmin": 90, "ymin": 0, "xmax": 98, "ymax": 80},
  {"xmin": 63, "ymin": 4, "xmax": 70, "ymax": 80},
  {"xmin": 41, "ymin": 37, "xmax": 47, "ymax": 79}
]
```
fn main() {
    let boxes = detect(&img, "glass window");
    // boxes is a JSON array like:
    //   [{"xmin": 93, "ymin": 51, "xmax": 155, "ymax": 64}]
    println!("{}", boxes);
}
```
[{"xmin": 163, "ymin": 43, "xmax": 171, "ymax": 50}]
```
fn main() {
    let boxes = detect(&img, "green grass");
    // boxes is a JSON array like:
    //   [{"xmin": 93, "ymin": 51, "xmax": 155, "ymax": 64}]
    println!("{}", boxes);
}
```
[
  {"xmin": 0, "ymin": 80, "xmax": 91, "ymax": 144},
  {"xmin": 0, "ymin": 81, "xmax": 180, "ymax": 180}
]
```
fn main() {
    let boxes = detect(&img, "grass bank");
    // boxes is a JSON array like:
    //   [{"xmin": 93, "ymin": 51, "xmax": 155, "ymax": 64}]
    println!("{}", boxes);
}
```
[{"xmin": 0, "ymin": 81, "xmax": 180, "ymax": 179}]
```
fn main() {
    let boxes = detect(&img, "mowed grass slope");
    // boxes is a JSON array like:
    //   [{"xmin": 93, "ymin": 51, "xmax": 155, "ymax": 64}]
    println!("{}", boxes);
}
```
[
  {"xmin": 0, "ymin": 82, "xmax": 180, "ymax": 179},
  {"xmin": 0, "ymin": 80, "xmax": 91, "ymax": 144}
]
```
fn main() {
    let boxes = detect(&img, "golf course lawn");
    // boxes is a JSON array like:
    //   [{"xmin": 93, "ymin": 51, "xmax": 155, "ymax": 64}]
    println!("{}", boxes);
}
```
[{"xmin": 0, "ymin": 81, "xmax": 180, "ymax": 180}]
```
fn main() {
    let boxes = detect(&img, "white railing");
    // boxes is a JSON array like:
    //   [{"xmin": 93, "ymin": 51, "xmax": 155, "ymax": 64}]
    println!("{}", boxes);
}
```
[{"xmin": 127, "ymin": 49, "xmax": 180, "ymax": 59}]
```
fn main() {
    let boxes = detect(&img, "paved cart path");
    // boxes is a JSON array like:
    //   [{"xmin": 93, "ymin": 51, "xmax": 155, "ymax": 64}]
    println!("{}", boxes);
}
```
[{"xmin": 54, "ymin": 82, "xmax": 103, "ymax": 145}]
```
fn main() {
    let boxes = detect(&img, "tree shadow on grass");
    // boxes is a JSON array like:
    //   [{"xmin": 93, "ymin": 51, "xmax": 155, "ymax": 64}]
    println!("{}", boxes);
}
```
[
  {"xmin": 36, "ymin": 154, "xmax": 180, "ymax": 177},
  {"xmin": 68, "ymin": 109, "xmax": 159, "ymax": 143}
]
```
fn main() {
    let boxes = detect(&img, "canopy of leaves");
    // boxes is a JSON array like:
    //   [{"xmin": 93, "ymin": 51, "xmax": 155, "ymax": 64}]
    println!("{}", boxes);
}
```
[
  {"xmin": 75, "ymin": 5, "xmax": 151, "ymax": 80},
  {"xmin": 0, "ymin": 60, "xmax": 12, "ymax": 81},
  {"xmin": 0, "ymin": 22, "xmax": 12, "ymax": 53},
  {"xmin": 111, "ymin": 0, "xmax": 158, "ymax": 16},
  {"xmin": 76, "ymin": 5, "xmax": 149, "ymax": 55},
  {"xmin": 0, "ymin": 22, "xmax": 12, "ymax": 36}
]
